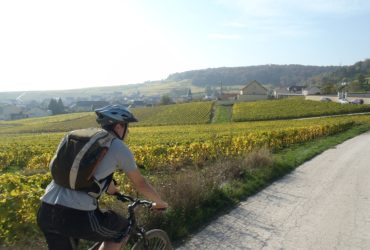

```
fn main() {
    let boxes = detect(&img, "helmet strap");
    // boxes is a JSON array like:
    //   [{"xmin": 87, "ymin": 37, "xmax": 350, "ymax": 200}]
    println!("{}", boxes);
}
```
[
  {"xmin": 112, "ymin": 123, "xmax": 128, "ymax": 140},
  {"xmin": 122, "ymin": 124, "xmax": 128, "ymax": 140},
  {"xmin": 113, "ymin": 130, "xmax": 123, "ymax": 140}
]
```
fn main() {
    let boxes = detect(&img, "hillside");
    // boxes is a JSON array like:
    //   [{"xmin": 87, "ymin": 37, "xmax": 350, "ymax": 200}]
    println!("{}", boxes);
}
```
[
  {"xmin": 3, "ymin": 97, "xmax": 370, "ymax": 134},
  {"xmin": 312, "ymin": 59, "xmax": 370, "ymax": 83},
  {"xmin": 0, "ymin": 80, "xmax": 205, "ymax": 102},
  {"xmin": 0, "ymin": 102, "xmax": 214, "ymax": 134},
  {"xmin": 166, "ymin": 64, "xmax": 340, "ymax": 87},
  {"xmin": 2, "ymin": 60, "xmax": 370, "ymax": 102}
]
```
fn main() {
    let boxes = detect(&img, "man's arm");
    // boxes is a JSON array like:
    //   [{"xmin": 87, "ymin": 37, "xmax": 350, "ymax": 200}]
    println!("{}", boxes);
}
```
[
  {"xmin": 107, "ymin": 169, "xmax": 168, "ymax": 209},
  {"xmin": 126, "ymin": 169, "xmax": 168, "ymax": 209}
]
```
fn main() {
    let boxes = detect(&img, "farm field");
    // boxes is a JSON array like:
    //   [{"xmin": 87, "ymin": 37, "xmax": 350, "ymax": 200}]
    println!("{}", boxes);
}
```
[
  {"xmin": 133, "ymin": 101, "xmax": 213, "ymax": 126},
  {"xmin": 232, "ymin": 97, "xmax": 370, "ymax": 122},
  {"xmin": 0, "ymin": 101, "xmax": 214, "ymax": 134},
  {"xmin": 2, "ymin": 114, "xmax": 370, "ymax": 173},
  {"xmin": 2, "ymin": 98, "xmax": 370, "ymax": 247},
  {"xmin": 2, "ymin": 98, "xmax": 370, "ymax": 135}
]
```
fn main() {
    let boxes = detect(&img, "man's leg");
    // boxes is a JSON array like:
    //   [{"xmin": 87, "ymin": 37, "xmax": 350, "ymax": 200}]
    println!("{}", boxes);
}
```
[
  {"xmin": 98, "ymin": 235, "xmax": 129, "ymax": 250},
  {"xmin": 43, "ymin": 231, "xmax": 74, "ymax": 250}
]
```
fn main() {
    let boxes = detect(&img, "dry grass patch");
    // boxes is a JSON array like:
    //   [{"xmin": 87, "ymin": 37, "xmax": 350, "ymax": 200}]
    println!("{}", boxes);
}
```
[
  {"xmin": 242, "ymin": 147, "xmax": 273, "ymax": 172},
  {"xmin": 153, "ymin": 147, "xmax": 273, "ymax": 211}
]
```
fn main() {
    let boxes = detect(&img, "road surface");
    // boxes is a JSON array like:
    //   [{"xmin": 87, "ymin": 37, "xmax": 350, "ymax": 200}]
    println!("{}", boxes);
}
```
[{"xmin": 177, "ymin": 131, "xmax": 370, "ymax": 249}]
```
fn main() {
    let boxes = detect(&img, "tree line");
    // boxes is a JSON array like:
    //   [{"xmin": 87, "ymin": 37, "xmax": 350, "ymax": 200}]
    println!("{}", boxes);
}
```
[
  {"xmin": 309, "ymin": 59, "xmax": 370, "ymax": 94},
  {"xmin": 166, "ymin": 64, "xmax": 340, "ymax": 87},
  {"xmin": 166, "ymin": 59, "xmax": 370, "ymax": 94}
]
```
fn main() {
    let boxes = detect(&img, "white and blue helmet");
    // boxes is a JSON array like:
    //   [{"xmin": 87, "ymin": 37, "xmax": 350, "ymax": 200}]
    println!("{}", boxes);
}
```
[{"xmin": 95, "ymin": 104, "xmax": 138, "ymax": 126}]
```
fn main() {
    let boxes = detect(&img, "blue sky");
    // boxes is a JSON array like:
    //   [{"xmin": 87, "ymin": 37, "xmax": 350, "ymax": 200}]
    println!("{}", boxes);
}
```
[{"xmin": 1, "ymin": 0, "xmax": 370, "ymax": 92}]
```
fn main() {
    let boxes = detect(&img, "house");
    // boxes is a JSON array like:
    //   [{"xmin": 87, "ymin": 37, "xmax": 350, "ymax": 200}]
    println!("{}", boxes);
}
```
[
  {"xmin": 25, "ymin": 107, "xmax": 50, "ymax": 118},
  {"xmin": 0, "ymin": 104, "xmax": 23, "ymax": 120},
  {"xmin": 177, "ymin": 88, "xmax": 193, "ymax": 102},
  {"xmin": 237, "ymin": 80, "xmax": 268, "ymax": 101},
  {"xmin": 128, "ymin": 100, "xmax": 146, "ymax": 108},
  {"xmin": 219, "ymin": 93, "xmax": 238, "ymax": 101},
  {"xmin": 302, "ymin": 86, "xmax": 321, "ymax": 96},
  {"xmin": 91, "ymin": 95, "xmax": 103, "ymax": 101},
  {"xmin": 203, "ymin": 89, "xmax": 221, "ymax": 101},
  {"xmin": 70, "ymin": 101, "xmax": 110, "ymax": 112},
  {"xmin": 273, "ymin": 87, "xmax": 292, "ymax": 99},
  {"xmin": 10, "ymin": 112, "xmax": 28, "ymax": 120},
  {"xmin": 287, "ymin": 85, "xmax": 304, "ymax": 93}
]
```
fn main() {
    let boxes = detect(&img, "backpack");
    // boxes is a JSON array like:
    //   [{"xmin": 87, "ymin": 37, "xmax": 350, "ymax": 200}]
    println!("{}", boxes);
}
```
[{"xmin": 50, "ymin": 128, "xmax": 116, "ymax": 197}]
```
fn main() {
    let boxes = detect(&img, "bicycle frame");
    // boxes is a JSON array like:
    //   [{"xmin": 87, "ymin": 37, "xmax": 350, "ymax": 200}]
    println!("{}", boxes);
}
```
[
  {"xmin": 116, "ymin": 193, "xmax": 153, "ymax": 246},
  {"xmin": 71, "ymin": 193, "xmax": 157, "ymax": 250}
]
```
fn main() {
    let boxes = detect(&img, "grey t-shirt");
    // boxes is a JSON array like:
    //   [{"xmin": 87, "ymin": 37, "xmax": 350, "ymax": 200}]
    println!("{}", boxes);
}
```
[{"xmin": 41, "ymin": 138, "xmax": 137, "ymax": 211}]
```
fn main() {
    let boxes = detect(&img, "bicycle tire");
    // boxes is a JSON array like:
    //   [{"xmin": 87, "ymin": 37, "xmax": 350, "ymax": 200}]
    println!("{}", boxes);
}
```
[{"xmin": 131, "ymin": 229, "xmax": 173, "ymax": 250}]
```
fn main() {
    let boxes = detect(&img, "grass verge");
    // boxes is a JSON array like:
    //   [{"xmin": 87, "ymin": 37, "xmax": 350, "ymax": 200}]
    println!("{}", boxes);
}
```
[{"xmin": 212, "ymin": 104, "xmax": 232, "ymax": 123}]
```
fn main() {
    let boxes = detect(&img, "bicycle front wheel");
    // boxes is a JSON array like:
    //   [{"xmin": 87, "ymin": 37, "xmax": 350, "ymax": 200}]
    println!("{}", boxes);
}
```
[{"xmin": 132, "ymin": 229, "xmax": 173, "ymax": 250}]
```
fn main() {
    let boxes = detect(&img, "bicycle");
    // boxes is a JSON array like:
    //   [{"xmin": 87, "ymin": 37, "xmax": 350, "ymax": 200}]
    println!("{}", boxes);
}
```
[{"xmin": 70, "ymin": 193, "xmax": 173, "ymax": 250}]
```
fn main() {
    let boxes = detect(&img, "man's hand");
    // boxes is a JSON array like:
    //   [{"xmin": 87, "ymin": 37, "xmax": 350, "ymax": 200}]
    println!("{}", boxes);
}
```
[
  {"xmin": 151, "ymin": 201, "xmax": 169, "ymax": 211},
  {"xmin": 106, "ymin": 180, "xmax": 119, "ymax": 195}
]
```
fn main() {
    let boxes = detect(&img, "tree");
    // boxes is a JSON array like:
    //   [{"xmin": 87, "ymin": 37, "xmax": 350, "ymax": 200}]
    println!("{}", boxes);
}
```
[
  {"xmin": 320, "ymin": 83, "xmax": 336, "ymax": 94},
  {"xmin": 357, "ymin": 74, "xmax": 366, "ymax": 84},
  {"xmin": 187, "ymin": 88, "xmax": 192, "ymax": 100},
  {"xmin": 48, "ymin": 99, "xmax": 58, "ymax": 115},
  {"xmin": 160, "ymin": 95, "xmax": 173, "ymax": 105},
  {"xmin": 57, "ymin": 98, "xmax": 65, "ymax": 114},
  {"xmin": 348, "ymin": 81, "xmax": 362, "ymax": 92},
  {"xmin": 48, "ymin": 98, "xmax": 65, "ymax": 115}
]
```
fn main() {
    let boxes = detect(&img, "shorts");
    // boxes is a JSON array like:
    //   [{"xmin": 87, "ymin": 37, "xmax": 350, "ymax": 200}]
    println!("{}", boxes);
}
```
[{"xmin": 37, "ymin": 202, "xmax": 129, "ymax": 250}]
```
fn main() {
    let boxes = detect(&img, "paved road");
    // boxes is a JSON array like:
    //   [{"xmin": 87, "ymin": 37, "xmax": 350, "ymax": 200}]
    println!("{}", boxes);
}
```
[{"xmin": 177, "ymin": 132, "xmax": 370, "ymax": 249}]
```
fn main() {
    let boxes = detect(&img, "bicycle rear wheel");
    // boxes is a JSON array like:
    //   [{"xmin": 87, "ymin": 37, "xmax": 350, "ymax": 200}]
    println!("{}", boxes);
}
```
[{"xmin": 131, "ymin": 229, "xmax": 173, "ymax": 250}]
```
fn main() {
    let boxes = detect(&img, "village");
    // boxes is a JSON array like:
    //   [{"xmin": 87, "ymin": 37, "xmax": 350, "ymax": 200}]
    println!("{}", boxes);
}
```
[{"xmin": 0, "ymin": 80, "xmax": 368, "ymax": 121}]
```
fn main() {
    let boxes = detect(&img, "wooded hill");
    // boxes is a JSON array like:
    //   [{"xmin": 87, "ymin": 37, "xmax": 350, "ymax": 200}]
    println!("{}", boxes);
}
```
[
  {"xmin": 309, "ymin": 59, "xmax": 370, "ymax": 84},
  {"xmin": 166, "ymin": 59, "xmax": 370, "ymax": 88},
  {"xmin": 166, "ymin": 64, "xmax": 340, "ymax": 87}
]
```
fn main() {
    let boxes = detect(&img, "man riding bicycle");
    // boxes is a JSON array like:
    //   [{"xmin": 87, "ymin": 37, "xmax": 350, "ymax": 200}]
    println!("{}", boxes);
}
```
[{"xmin": 37, "ymin": 105, "xmax": 168, "ymax": 250}]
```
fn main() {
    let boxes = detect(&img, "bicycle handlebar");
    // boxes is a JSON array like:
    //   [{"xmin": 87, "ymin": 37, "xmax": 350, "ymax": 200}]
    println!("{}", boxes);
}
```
[
  {"xmin": 114, "ymin": 192, "xmax": 167, "ymax": 211},
  {"xmin": 114, "ymin": 192, "xmax": 154, "ymax": 208}
]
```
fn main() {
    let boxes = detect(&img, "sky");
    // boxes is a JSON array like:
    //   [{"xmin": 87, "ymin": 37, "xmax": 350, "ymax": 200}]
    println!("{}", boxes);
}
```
[{"xmin": 1, "ymin": 0, "xmax": 370, "ymax": 92}]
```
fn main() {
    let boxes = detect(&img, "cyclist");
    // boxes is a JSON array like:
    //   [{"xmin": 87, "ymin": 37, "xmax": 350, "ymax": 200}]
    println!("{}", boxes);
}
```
[{"xmin": 37, "ymin": 104, "xmax": 168, "ymax": 250}]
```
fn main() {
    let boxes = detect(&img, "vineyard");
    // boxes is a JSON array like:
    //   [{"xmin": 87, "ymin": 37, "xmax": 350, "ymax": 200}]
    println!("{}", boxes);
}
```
[
  {"xmin": 232, "ymin": 97, "xmax": 370, "ymax": 122},
  {"xmin": 0, "ymin": 101, "xmax": 214, "ymax": 134},
  {"xmin": 2, "ymin": 99, "xmax": 370, "ymax": 246},
  {"xmin": 3, "ymin": 115, "xmax": 370, "ymax": 174},
  {"xmin": 133, "ymin": 101, "xmax": 213, "ymax": 126}
]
